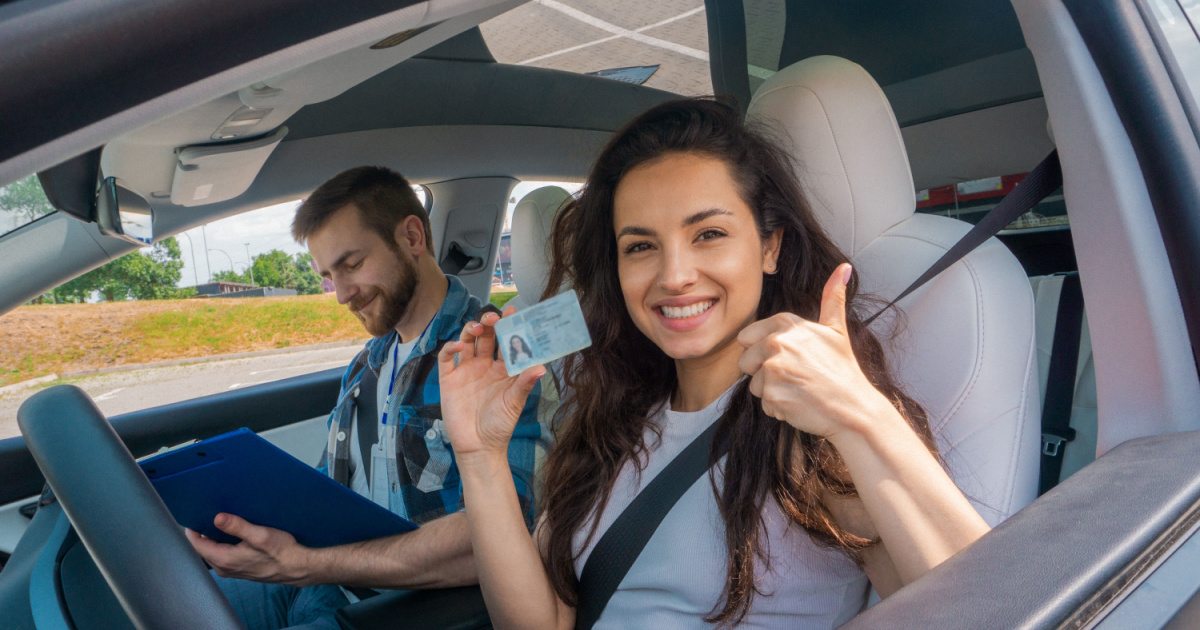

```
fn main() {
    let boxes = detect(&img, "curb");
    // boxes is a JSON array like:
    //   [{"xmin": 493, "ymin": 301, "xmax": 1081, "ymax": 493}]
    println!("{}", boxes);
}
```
[
  {"xmin": 0, "ymin": 339, "xmax": 371, "ymax": 392},
  {"xmin": 0, "ymin": 374, "xmax": 59, "ymax": 397}
]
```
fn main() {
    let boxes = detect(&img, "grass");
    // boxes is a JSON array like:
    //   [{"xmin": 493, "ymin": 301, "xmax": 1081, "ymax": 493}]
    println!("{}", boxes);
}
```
[
  {"xmin": 0, "ymin": 294, "xmax": 365, "ymax": 388},
  {"xmin": 490, "ymin": 290, "xmax": 518, "ymax": 309},
  {"xmin": 2, "ymin": 291, "xmax": 531, "ymax": 389},
  {"xmin": 130, "ymin": 297, "xmax": 361, "ymax": 357}
]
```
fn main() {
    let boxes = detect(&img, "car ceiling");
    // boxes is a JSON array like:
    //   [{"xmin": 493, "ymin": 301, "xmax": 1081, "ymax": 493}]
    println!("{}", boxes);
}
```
[{"xmin": 5, "ymin": 0, "xmax": 1058, "ymax": 314}]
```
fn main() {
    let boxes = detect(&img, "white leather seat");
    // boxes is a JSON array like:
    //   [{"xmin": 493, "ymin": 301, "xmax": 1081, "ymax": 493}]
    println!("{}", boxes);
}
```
[
  {"xmin": 506, "ymin": 186, "xmax": 571, "ymax": 311},
  {"xmin": 1029, "ymin": 274, "xmax": 1098, "ymax": 481},
  {"xmin": 748, "ymin": 56, "xmax": 1040, "ymax": 525}
]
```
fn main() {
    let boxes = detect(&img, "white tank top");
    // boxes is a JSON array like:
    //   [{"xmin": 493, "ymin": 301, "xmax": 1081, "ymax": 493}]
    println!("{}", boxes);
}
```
[{"xmin": 573, "ymin": 387, "xmax": 869, "ymax": 629}]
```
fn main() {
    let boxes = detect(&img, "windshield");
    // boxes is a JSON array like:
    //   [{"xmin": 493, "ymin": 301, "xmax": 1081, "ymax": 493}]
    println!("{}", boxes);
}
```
[{"xmin": 0, "ymin": 175, "xmax": 55, "ymax": 239}]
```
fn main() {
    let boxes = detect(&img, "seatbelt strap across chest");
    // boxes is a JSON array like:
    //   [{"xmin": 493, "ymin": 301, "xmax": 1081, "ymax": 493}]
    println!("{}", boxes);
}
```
[
  {"xmin": 575, "ymin": 420, "xmax": 728, "ymax": 630},
  {"xmin": 867, "ymin": 150, "xmax": 1063, "ymax": 324}
]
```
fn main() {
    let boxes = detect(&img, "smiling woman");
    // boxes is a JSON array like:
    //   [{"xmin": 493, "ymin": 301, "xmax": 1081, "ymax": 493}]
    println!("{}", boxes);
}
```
[{"xmin": 435, "ymin": 98, "xmax": 991, "ymax": 630}]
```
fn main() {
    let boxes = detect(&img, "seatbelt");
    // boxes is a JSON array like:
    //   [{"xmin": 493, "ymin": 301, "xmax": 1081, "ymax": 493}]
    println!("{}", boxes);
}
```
[
  {"xmin": 1038, "ymin": 272, "xmax": 1084, "ymax": 495},
  {"xmin": 867, "ymin": 150, "xmax": 1063, "ymax": 325},
  {"xmin": 575, "ymin": 420, "xmax": 728, "ymax": 630}
]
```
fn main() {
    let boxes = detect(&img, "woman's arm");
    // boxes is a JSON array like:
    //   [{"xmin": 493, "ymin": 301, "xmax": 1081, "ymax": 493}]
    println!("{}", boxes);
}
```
[
  {"xmin": 739, "ymin": 264, "xmax": 989, "ymax": 591},
  {"xmin": 438, "ymin": 310, "xmax": 575, "ymax": 630}
]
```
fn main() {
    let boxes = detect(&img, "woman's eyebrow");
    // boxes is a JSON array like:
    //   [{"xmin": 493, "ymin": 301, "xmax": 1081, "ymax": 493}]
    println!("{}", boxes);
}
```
[
  {"xmin": 683, "ymin": 208, "xmax": 732, "ymax": 226},
  {"xmin": 616, "ymin": 225, "xmax": 654, "ymax": 238}
]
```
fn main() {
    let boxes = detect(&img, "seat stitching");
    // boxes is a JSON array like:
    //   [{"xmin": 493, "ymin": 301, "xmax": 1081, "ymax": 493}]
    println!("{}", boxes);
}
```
[
  {"xmin": 1003, "ymin": 316, "xmax": 1039, "ymax": 517},
  {"xmin": 928, "ymin": 260, "xmax": 984, "ymax": 435}
]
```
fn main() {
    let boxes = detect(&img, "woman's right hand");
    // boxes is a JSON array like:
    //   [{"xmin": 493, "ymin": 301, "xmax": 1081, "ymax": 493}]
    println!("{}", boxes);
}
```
[{"xmin": 438, "ymin": 307, "xmax": 546, "ymax": 458}]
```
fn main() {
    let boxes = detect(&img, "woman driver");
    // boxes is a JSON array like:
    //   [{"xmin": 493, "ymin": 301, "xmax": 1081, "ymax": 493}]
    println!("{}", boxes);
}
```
[{"xmin": 437, "ymin": 99, "xmax": 990, "ymax": 628}]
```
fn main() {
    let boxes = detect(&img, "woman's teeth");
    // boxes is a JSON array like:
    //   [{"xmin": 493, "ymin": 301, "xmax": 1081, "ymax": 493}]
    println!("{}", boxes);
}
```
[{"xmin": 660, "ymin": 300, "xmax": 714, "ymax": 319}]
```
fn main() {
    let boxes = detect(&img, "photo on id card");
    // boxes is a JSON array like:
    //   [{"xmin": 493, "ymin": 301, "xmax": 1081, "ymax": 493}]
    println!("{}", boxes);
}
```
[{"xmin": 494, "ymin": 289, "xmax": 592, "ymax": 376}]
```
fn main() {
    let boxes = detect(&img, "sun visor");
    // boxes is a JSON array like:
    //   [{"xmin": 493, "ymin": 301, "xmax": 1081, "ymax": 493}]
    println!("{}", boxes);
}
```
[{"xmin": 170, "ymin": 127, "xmax": 287, "ymax": 207}]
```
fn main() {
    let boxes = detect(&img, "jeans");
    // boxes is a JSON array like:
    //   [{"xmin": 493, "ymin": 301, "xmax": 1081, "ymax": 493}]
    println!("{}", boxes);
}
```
[{"xmin": 211, "ymin": 572, "xmax": 349, "ymax": 630}]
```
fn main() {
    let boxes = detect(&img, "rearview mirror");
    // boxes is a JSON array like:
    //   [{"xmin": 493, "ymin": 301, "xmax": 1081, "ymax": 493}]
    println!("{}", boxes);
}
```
[{"xmin": 96, "ymin": 177, "xmax": 154, "ymax": 245}]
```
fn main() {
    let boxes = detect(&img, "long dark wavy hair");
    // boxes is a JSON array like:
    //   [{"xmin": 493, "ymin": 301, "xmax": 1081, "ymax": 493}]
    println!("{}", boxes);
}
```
[{"xmin": 539, "ymin": 98, "xmax": 936, "ymax": 626}]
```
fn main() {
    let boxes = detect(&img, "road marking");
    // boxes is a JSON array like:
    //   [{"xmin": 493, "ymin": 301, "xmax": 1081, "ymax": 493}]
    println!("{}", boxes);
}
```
[
  {"xmin": 249, "ymin": 360, "xmax": 348, "ymax": 376},
  {"xmin": 94, "ymin": 388, "xmax": 125, "ymax": 401},
  {"xmin": 228, "ymin": 378, "xmax": 276, "ymax": 391},
  {"xmin": 521, "ymin": 2, "xmax": 775, "ymax": 81},
  {"xmin": 523, "ymin": 2, "xmax": 706, "ymax": 64},
  {"xmin": 519, "ymin": 5, "xmax": 704, "ymax": 65}
]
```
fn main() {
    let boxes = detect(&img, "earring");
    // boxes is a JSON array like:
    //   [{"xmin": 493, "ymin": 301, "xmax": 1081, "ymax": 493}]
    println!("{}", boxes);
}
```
[{"xmin": 765, "ymin": 262, "xmax": 777, "ymax": 276}]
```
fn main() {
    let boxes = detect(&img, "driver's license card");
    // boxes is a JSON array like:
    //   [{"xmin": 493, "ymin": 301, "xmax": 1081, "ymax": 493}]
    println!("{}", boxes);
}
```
[{"xmin": 494, "ymin": 289, "xmax": 592, "ymax": 376}]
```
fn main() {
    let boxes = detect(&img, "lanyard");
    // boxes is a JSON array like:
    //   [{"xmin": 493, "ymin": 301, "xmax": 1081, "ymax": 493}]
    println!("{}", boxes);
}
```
[
  {"xmin": 380, "ymin": 341, "xmax": 401, "ymax": 427},
  {"xmin": 378, "ymin": 318, "xmax": 434, "ymax": 427}
]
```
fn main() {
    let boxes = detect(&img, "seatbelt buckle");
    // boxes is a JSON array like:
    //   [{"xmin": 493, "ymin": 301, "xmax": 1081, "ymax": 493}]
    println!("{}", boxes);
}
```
[{"xmin": 1041, "ymin": 428, "xmax": 1077, "ymax": 457}]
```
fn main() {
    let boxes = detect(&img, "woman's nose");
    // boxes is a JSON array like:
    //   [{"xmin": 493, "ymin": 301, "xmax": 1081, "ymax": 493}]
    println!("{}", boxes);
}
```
[{"xmin": 657, "ymin": 245, "xmax": 698, "ymax": 292}]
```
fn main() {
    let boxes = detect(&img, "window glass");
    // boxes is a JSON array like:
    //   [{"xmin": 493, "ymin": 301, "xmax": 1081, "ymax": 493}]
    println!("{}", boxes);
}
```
[
  {"xmin": 914, "ymin": 173, "xmax": 1066, "ymax": 231},
  {"xmin": 0, "ymin": 196, "xmax": 390, "ymax": 438},
  {"xmin": 0, "ymin": 175, "xmax": 55, "ymax": 239},
  {"xmin": 479, "ymin": 0, "xmax": 713, "ymax": 96},
  {"xmin": 1148, "ymin": 0, "xmax": 1200, "ymax": 115},
  {"xmin": 491, "ymin": 181, "xmax": 583, "ymax": 308}
]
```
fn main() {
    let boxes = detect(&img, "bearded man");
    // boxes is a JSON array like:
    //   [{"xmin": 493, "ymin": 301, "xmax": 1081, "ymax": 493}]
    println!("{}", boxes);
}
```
[{"xmin": 185, "ymin": 166, "xmax": 551, "ymax": 630}]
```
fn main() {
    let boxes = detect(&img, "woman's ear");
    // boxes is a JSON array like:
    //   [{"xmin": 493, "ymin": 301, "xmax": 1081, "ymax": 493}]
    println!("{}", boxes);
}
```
[{"xmin": 763, "ymin": 228, "xmax": 783, "ymax": 274}]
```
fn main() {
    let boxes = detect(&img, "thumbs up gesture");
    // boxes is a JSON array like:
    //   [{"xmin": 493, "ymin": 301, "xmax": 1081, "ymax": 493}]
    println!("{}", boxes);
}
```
[{"xmin": 737, "ymin": 264, "xmax": 895, "ymax": 439}]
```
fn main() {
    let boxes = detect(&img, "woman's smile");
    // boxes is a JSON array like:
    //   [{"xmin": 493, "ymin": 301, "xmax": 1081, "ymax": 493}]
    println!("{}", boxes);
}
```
[{"xmin": 654, "ymin": 297, "xmax": 718, "ymax": 332}]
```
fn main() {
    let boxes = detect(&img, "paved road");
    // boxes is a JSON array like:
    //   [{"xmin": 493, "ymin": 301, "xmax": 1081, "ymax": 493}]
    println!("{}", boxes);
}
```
[{"xmin": 0, "ymin": 345, "xmax": 363, "ymax": 441}]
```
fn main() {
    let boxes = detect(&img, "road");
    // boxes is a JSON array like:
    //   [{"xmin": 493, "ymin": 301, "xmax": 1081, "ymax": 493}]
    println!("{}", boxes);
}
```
[{"xmin": 0, "ymin": 345, "xmax": 363, "ymax": 440}]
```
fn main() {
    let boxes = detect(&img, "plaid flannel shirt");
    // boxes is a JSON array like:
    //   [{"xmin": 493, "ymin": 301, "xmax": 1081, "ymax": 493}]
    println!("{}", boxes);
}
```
[{"xmin": 319, "ymin": 275, "xmax": 555, "ymax": 528}]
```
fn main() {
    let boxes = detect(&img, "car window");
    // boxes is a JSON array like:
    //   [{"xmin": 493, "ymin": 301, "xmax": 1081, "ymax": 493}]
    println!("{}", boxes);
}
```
[
  {"xmin": 0, "ymin": 175, "xmax": 55, "ymax": 239},
  {"xmin": 915, "ymin": 173, "xmax": 1067, "ymax": 231},
  {"xmin": 491, "ymin": 181, "xmax": 582, "ymax": 308},
  {"xmin": 478, "ymin": 0, "xmax": 713, "ymax": 96},
  {"xmin": 1146, "ymin": 0, "xmax": 1200, "ymax": 115},
  {"xmin": 0, "ymin": 190, "xmax": 452, "ymax": 439}
]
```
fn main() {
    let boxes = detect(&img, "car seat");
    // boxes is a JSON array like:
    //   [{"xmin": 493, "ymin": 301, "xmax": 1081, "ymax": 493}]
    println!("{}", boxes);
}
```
[
  {"xmin": 506, "ymin": 186, "xmax": 572, "ymax": 311},
  {"xmin": 748, "ymin": 56, "xmax": 1040, "ymax": 525}
]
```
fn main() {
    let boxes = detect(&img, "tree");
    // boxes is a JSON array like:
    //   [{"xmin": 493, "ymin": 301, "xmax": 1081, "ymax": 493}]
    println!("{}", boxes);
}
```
[
  {"xmin": 243, "ymin": 250, "xmax": 323, "ymax": 295},
  {"xmin": 0, "ymin": 175, "xmax": 54, "ymax": 234},
  {"xmin": 49, "ymin": 237, "xmax": 192, "ymax": 302}
]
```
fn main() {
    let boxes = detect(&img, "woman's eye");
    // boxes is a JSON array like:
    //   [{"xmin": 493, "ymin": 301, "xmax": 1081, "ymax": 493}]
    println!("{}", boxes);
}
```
[
  {"xmin": 696, "ymin": 228, "xmax": 726, "ymax": 242},
  {"xmin": 623, "ymin": 242, "xmax": 652, "ymax": 254},
  {"xmin": 350, "ymin": 260, "xmax": 364, "ymax": 270}
]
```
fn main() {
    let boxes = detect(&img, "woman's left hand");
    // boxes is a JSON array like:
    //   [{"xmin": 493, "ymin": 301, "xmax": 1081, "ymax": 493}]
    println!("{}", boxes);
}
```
[{"xmin": 737, "ymin": 263, "xmax": 898, "ymax": 439}]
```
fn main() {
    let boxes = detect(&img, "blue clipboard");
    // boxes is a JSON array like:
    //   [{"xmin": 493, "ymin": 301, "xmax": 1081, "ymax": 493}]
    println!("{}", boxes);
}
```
[{"xmin": 139, "ymin": 428, "xmax": 418, "ymax": 548}]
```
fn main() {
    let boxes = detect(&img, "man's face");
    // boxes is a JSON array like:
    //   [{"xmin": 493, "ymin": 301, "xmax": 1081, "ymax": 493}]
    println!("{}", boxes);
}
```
[{"xmin": 308, "ymin": 204, "xmax": 419, "ymax": 337}]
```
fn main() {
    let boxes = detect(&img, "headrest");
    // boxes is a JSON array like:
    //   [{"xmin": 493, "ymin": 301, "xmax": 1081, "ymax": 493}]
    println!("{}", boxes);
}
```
[
  {"xmin": 747, "ymin": 56, "xmax": 916, "ymax": 258},
  {"xmin": 510, "ymin": 186, "xmax": 571, "ymax": 303}
]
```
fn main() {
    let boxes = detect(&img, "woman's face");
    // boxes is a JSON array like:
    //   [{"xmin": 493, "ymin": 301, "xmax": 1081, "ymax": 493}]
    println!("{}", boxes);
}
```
[
  {"xmin": 510, "ymin": 337, "xmax": 522, "ymax": 353},
  {"xmin": 613, "ymin": 153, "xmax": 780, "ymax": 362}
]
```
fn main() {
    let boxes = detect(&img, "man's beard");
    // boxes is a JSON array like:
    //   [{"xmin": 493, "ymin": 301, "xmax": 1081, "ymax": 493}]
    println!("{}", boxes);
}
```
[{"xmin": 352, "ymin": 251, "xmax": 419, "ymax": 337}]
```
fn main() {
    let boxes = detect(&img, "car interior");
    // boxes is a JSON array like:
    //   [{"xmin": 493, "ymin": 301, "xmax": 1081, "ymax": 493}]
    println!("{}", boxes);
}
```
[{"xmin": 2, "ymin": 0, "xmax": 1200, "ymax": 628}]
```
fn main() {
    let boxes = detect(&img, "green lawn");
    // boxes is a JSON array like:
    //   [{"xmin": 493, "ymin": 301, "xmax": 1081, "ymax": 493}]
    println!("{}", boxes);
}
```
[{"xmin": 489, "ymin": 290, "xmax": 518, "ymax": 309}]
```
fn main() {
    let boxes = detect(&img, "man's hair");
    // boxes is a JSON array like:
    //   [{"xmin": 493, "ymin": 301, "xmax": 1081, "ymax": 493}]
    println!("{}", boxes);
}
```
[{"xmin": 292, "ymin": 166, "xmax": 432, "ymax": 251}]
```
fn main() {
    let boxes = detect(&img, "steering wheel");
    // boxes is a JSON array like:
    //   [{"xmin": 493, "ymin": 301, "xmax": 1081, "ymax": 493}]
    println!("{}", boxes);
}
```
[{"xmin": 18, "ymin": 385, "xmax": 244, "ymax": 629}]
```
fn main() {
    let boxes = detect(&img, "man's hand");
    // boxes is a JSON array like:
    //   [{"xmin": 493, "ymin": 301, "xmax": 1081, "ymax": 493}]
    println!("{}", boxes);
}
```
[{"xmin": 185, "ymin": 513, "xmax": 314, "ymax": 586}]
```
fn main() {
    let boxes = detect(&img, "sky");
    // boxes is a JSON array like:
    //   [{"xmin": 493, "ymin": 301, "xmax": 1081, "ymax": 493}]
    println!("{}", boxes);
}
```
[{"xmin": 173, "ymin": 181, "xmax": 581, "ymax": 288}]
